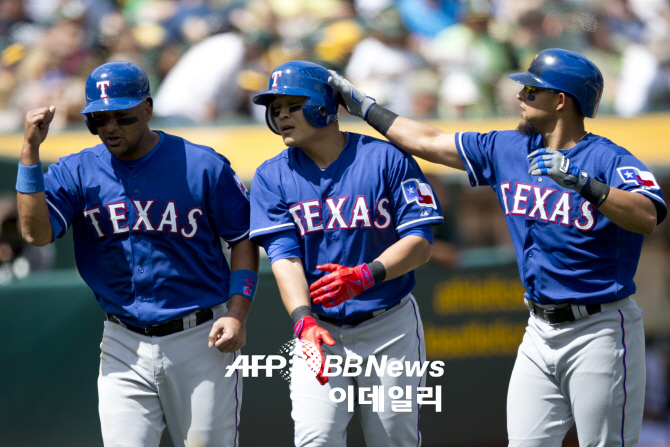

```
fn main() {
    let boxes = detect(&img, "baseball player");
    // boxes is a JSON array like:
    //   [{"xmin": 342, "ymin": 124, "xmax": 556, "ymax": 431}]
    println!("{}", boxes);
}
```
[
  {"xmin": 248, "ymin": 60, "xmax": 444, "ymax": 447},
  {"xmin": 328, "ymin": 48, "xmax": 667, "ymax": 447},
  {"xmin": 16, "ymin": 61, "xmax": 259, "ymax": 447}
]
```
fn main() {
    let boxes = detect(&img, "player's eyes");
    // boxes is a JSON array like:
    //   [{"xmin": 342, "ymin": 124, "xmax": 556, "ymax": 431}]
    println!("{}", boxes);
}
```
[{"xmin": 271, "ymin": 104, "xmax": 302, "ymax": 117}]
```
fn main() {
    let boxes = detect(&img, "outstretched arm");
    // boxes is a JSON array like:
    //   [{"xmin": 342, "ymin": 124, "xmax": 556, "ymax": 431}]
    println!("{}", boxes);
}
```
[
  {"xmin": 328, "ymin": 72, "xmax": 464, "ymax": 170},
  {"xmin": 17, "ymin": 106, "xmax": 56, "ymax": 247}
]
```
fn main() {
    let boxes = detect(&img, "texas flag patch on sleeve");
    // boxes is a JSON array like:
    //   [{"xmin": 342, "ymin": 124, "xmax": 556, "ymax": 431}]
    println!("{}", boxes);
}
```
[
  {"xmin": 233, "ymin": 173, "xmax": 250, "ymax": 197},
  {"xmin": 617, "ymin": 167, "xmax": 660, "ymax": 189},
  {"xmin": 402, "ymin": 179, "xmax": 437, "ymax": 209}
]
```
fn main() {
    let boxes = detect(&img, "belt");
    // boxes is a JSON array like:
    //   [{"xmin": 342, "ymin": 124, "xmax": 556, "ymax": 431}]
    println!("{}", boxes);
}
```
[
  {"xmin": 316, "ymin": 299, "xmax": 403, "ymax": 327},
  {"xmin": 106, "ymin": 308, "xmax": 214, "ymax": 337},
  {"xmin": 526, "ymin": 297, "xmax": 629, "ymax": 325}
]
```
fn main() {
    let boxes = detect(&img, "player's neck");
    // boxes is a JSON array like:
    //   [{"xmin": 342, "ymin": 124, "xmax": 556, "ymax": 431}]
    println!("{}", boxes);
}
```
[
  {"xmin": 300, "ymin": 127, "xmax": 347, "ymax": 169},
  {"xmin": 541, "ymin": 118, "xmax": 587, "ymax": 150}
]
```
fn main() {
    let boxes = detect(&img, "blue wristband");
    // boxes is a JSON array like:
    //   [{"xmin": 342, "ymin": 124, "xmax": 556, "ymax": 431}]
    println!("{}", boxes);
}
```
[
  {"xmin": 16, "ymin": 162, "xmax": 45, "ymax": 193},
  {"xmin": 229, "ymin": 269, "xmax": 258, "ymax": 303}
]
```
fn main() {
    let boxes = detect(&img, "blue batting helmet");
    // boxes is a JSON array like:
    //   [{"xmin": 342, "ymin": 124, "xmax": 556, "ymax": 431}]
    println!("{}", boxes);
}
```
[
  {"xmin": 253, "ymin": 60, "xmax": 339, "ymax": 135},
  {"xmin": 508, "ymin": 48, "xmax": 603, "ymax": 118},
  {"xmin": 80, "ymin": 61, "xmax": 152, "ymax": 134}
]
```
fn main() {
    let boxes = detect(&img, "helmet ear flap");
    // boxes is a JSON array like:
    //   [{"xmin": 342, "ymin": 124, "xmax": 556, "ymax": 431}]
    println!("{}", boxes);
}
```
[
  {"xmin": 84, "ymin": 114, "xmax": 98, "ymax": 135},
  {"xmin": 265, "ymin": 105, "xmax": 280, "ymax": 135}
]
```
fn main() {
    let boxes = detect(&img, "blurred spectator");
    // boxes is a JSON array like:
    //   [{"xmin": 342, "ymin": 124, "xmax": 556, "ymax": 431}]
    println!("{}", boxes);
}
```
[
  {"xmin": 153, "ymin": 31, "xmax": 247, "ymax": 123},
  {"xmin": 344, "ymin": 8, "xmax": 425, "ymax": 117},
  {"xmin": 0, "ymin": 194, "xmax": 55, "ymax": 283},
  {"xmin": 614, "ymin": 0, "xmax": 670, "ymax": 117},
  {"xmin": 426, "ymin": 2, "xmax": 513, "ymax": 118},
  {"xmin": 0, "ymin": 0, "xmax": 669, "ymax": 132},
  {"xmin": 394, "ymin": 0, "xmax": 462, "ymax": 39}
]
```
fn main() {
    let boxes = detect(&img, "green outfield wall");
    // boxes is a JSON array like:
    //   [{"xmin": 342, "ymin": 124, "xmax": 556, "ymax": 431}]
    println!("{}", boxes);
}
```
[{"xmin": 0, "ymin": 261, "xmax": 528, "ymax": 447}]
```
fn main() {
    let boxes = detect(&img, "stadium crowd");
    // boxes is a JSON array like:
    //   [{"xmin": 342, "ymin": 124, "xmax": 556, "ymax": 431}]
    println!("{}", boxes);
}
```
[{"xmin": 0, "ymin": 0, "xmax": 668, "ymax": 129}]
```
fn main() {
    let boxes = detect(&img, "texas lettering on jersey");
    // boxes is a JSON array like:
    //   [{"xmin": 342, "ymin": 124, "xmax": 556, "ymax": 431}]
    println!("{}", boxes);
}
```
[
  {"xmin": 500, "ymin": 182, "xmax": 598, "ymax": 231},
  {"xmin": 288, "ymin": 196, "xmax": 392, "ymax": 237},
  {"xmin": 83, "ymin": 199, "xmax": 203, "ymax": 238}
]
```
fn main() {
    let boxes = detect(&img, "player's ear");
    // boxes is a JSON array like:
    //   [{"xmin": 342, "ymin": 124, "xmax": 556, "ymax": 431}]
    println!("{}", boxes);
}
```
[
  {"xmin": 555, "ymin": 92, "xmax": 567, "ymax": 112},
  {"xmin": 144, "ymin": 97, "xmax": 153, "ymax": 122}
]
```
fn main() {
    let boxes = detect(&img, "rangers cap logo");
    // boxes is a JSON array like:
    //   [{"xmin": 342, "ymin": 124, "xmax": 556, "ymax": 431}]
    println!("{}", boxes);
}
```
[
  {"xmin": 97, "ymin": 80, "xmax": 111, "ymax": 99},
  {"xmin": 271, "ymin": 71, "xmax": 283, "ymax": 88}
]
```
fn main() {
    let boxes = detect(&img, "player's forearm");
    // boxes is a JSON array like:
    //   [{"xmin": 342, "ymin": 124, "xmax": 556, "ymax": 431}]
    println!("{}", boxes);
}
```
[
  {"xmin": 17, "ymin": 191, "xmax": 53, "ymax": 246},
  {"xmin": 597, "ymin": 187, "xmax": 657, "ymax": 235},
  {"xmin": 271, "ymin": 258, "xmax": 311, "ymax": 315},
  {"xmin": 385, "ymin": 117, "xmax": 465, "ymax": 170},
  {"xmin": 374, "ymin": 235, "xmax": 432, "ymax": 281},
  {"xmin": 227, "ymin": 238, "xmax": 259, "ymax": 320},
  {"xmin": 226, "ymin": 293, "xmax": 252, "ymax": 322},
  {"xmin": 230, "ymin": 238, "xmax": 259, "ymax": 273},
  {"xmin": 17, "ymin": 140, "xmax": 53, "ymax": 246}
]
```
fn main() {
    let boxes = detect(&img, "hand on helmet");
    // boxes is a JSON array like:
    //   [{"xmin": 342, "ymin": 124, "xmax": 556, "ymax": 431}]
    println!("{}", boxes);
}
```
[{"xmin": 327, "ymin": 71, "xmax": 376, "ymax": 120}]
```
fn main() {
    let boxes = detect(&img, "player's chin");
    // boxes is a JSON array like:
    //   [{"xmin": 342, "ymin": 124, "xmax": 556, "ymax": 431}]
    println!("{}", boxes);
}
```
[
  {"xmin": 104, "ymin": 142, "xmax": 128, "ymax": 156},
  {"xmin": 516, "ymin": 118, "xmax": 536, "ymax": 137},
  {"xmin": 282, "ymin": 135, "xmax": 298, "ymax": 147}
]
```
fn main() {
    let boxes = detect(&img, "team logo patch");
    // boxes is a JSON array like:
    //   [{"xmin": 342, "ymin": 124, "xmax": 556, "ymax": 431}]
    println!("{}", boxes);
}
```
[
  {"xmin": 234, "ymin": 173, "xmax": 249, "ymax": 196},
  {"xmin": 401, "ymin": 179, "xmax": 437, "ymax": 209},
  {"xmin": 617, "ymin": 167, "xmax": 660, "ymax": 189}
]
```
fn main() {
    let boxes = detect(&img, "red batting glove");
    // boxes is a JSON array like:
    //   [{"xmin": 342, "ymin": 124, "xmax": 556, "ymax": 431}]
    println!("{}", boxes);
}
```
[
  {"xmin": 309, "ymin": 263, "xmax": 375, "ymax": 308},
  {"xmin": 294, "ymin": 316, "xmax": 336, "ymax": 385}
]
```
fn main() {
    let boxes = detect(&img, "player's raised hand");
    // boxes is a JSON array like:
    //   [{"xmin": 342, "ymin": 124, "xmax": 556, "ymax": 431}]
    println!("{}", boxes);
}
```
[
  {"xmin": 327, "ymin": 70, "xmax": 376, "ymax": 120},
  {"xmin": 294, "ymin": 316, "xmax": 335, "ymax": 385},
  {"xmin": 23, "ymin": 106, "xmax": 56, "ymax": 151},
  {"xmin": 527, "ymin": 148, "xmax": 589, "ymax": 193},
  {"xmin": 208, "ymin": 314, "xmax": 247, "ymax": 353},
  {"xmin": 310, "ymin": 263, "xmax": 374, "ymax": 308}
]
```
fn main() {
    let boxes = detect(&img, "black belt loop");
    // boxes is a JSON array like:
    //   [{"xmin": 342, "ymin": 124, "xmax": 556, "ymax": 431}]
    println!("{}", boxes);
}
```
[
  {"xmin": 106, "ymin": 308, "xmax": 214, "ymax": 337},
  {"xmin": 316, "ymin": 299, "xmax": 404, "ymax": 327}
]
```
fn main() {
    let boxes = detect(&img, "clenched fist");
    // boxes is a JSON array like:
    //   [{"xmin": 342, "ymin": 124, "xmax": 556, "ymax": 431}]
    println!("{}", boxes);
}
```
[{"xmin": 22, "ymin": 106, "xmax": 56, "ymax": 164}]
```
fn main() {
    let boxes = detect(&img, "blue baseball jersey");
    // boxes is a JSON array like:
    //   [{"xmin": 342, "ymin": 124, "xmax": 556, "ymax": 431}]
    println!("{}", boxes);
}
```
[
  {"xmin": 456, "ymin": 130, "xmax": 667, "ymax": 305},
  {"xmin": 43, "ymin": 131, "xmax": 251, "ymax": 327},
  {"xmin": 249, "ymin": 133, "xmax": 443, "ymax": 322}
]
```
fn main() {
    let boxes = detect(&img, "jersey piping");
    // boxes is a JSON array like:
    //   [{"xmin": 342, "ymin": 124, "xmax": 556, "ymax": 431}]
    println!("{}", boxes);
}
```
[
  {"xmin": 46, "ymin": 198, "xmax": 68, "ymax": 232},
  {"xmin": 396, "ymin": 216, "xmax": 444, "ymax": 230},
  {"xmin": 457, "ymin": 132, "xmax": 479, "ymax": 187},
  {"xmin": 225, "ymin": 229, "xmax": 250, "ymax": 243},
  {"xmin": 250, "ymin": 222, "xmax": 296, "ymax": 238}
]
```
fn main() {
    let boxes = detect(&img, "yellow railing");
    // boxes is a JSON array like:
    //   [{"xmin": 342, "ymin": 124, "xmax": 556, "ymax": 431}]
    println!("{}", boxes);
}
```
[{"xmin": 2, "ymin": 112, "xmax": 668, "ymax": 179}]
